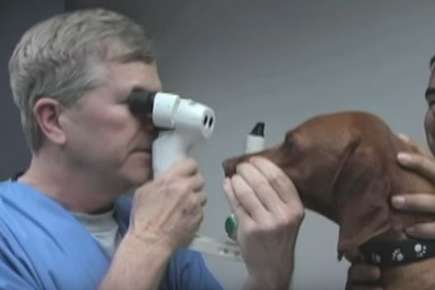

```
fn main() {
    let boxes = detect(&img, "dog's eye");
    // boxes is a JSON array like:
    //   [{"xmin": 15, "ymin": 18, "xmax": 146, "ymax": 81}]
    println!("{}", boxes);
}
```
[{"xmin": 284, "ymin": 135, "xmax": 294, "ymax": 148}]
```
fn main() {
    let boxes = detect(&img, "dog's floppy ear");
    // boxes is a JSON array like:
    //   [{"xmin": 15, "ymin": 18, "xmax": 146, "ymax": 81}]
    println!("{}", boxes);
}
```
[{"xmin": 332, "ymin": 139, "xmax": 393, "ymax": 259}]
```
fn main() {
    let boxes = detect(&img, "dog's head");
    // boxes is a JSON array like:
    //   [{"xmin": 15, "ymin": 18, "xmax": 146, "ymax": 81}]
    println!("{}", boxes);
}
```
[{"xmin": 223, "ymin": 111, "xmax": 435, "ymax": 258}]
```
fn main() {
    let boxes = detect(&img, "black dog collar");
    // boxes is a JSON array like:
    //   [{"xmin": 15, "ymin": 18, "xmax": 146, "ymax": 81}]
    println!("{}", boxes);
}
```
[{"xmin": 360, "ymin": 239, "xmax": 435, "ymax": 266}]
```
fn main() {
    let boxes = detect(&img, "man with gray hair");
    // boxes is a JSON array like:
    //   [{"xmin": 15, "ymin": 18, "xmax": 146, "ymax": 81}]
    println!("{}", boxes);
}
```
[{"xmin": 2, "ymin": 8, "xmax": 304, "ymax": 290}]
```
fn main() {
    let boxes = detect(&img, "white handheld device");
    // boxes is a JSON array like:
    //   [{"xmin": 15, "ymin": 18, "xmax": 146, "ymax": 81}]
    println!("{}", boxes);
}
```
[
  {"xmin": 128, "ymin": 91, "xmax": 241, "ymax": 261},
  {"xmin": 225, "ymin": 122, "xmax": 265, "ymax": 240}
]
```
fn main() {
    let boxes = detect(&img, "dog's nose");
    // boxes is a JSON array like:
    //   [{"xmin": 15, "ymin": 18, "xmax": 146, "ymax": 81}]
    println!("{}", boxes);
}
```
[{"xmin": 222, "ymin": 158, "xmax": 238, "ymax": 177}]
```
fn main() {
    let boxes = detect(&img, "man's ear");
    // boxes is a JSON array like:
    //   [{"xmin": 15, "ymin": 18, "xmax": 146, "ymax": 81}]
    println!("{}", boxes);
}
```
[{"xmin": 33, "ymin": 97, "xmax": 66, "ymax": 145}]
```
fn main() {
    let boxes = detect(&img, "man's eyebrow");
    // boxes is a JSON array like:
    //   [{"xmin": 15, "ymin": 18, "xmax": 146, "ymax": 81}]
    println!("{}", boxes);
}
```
[
  {"xmin": 131, "ymin": 87, "xmax": 148, "ymax": 93},
  {"xmin": 128, "ymin": 87, "xmax": 157, "ymax": 98},
  {"xmin": 425, "ymin": 88, "xmax": 435, "ymax": 99}
]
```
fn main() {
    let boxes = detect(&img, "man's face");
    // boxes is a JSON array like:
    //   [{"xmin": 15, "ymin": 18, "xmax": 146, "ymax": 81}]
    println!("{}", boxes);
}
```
[
  {"xmin": 425, "ymin": 69, "xmax": 435, "ymax": 155},
  {"xmin": 60, "ymin": 61, "xmax": 162, "ymax": 191}
]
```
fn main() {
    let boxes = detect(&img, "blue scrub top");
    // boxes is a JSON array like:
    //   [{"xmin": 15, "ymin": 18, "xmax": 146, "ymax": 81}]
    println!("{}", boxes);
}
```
[{"xmin": 0, "ymin": 181, "xmax": 223, "ymax": 290}]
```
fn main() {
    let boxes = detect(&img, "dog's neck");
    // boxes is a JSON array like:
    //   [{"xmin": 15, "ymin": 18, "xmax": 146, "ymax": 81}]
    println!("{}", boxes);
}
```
[
  {"xmin": 304, "ymin": 189, "xmax": 435, "ymax": 290},
  {"xmin": 299, "ymin": 192, "xmax": 339, "ymax": 222}
]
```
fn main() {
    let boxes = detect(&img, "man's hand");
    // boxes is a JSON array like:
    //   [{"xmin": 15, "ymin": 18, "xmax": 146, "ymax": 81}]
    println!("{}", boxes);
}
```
[
  {"xmin": 345, "ymin": 262, "xmax": 382, "ymax": 290},
  {"xmin": 128, "ymin": 158, "xmax": 207, "ymax": 251},
  {"xmin": 100, "ymin": 158, "xmax": 207, "ymax": 290},
  {"xmin": 223, "ymin": 157, "xmax": 304, "ymax": 290},
  {"xmin": 392, "ymin": 150, "xmax": 435, "ymax": 238}
]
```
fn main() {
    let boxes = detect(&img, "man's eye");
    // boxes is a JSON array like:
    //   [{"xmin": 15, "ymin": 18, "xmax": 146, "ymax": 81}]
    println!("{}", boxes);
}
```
[
  {"xmin": 127, "ymin": 91, "xmax": 155, "ymax": 117},
  {"xmin": 425, "ymin": 88, "xmax": 435, "ymax": 106},
  {"xmin": 118, "ymin": 98, "xmax": 129, "ymax": 104}
]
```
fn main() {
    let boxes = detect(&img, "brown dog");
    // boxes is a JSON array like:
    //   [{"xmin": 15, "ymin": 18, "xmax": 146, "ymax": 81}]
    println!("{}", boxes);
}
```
[{"xmin": 223, "ymin": 111, "xmax": 435, "ymax": 290}]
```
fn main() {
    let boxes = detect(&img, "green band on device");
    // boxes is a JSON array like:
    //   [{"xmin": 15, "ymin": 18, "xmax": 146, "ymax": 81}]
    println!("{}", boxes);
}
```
[{"xmin": 225, "ymin": 214, "xmax": 238, "ymax": 240}]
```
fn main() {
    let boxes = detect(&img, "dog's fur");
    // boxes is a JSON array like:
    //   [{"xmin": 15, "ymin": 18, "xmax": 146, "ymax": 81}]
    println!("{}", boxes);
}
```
[{"xmin": 223, "ymin": 111, "xmax": 435, "ymax": 290}]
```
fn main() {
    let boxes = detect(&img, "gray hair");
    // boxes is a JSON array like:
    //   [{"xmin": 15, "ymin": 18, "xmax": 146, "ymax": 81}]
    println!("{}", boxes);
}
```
[{"xmin": 9, "ymin": 8, "xmax": 154, "ymax": 152}]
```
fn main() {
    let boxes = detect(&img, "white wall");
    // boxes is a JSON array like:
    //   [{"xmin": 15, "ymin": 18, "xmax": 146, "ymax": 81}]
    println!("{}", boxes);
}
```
[{"xmin": 143, "ymin": 1, "xmax": 435, "ymax": 289}]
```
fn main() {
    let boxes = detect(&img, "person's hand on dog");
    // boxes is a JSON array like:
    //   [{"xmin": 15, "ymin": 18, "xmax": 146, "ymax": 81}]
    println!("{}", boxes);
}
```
[
  {"xmin": 345, "ymin": 261, "xmax": 382, "ymax": 290},
  {"xmin": 346, "ymin": 134, "xmax": 435, "ymax": 290},
  {"xmin": 223, "ymin": 157, "xmax": 304, "ymax": 290},
  {"xmin": 392, "ymin": 134, "xmax": 435, "ymax": 238}
]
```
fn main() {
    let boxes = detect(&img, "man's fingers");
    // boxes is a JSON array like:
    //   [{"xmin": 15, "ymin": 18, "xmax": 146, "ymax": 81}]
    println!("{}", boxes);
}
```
[
  {"xmin": 392, "ymin": 194, "xmax": 435, "ymax": 239},
  {"xmin": 396, "ymin": 133, "xmax": 431, "ymax": 155},
  {"xmin": 348, "ymin": 264, "xmax": 381, "ymax": 283},
  {"xmin": 248, "ymin": 157, "xmax": 299, "ymax": 205},
  {"xmin": 223, "ymin": 177, "xmax": 239, "ymax": 213},
  {"xmin": 235, "ymin": 162, "xmax": 283, "ymax": 211},
  {"xmin": 397, "ymin": 153, "xmax": 435, "ymax": 183},
  {"xmin": 392, "ymin": 193, "xmax": 435, "ymax": 214},
  {"xmin": 405, "ymin": 222, "xmax": 435, "ymax": 239},
  {"xmin": 223, "ymin": 177, "xmax": 250, "ymax": 222},
  {"xmin": 230, "ymin": 175, "xmax": 269, "ymax": 221},
  {"xmin": 167, "ymin": 158, "xmax": 199, "ymax": 177},
  {"xmin": 397, "ymin": 133, "xmax": 422, "ymax": 153},
  {"xmin": 346, "ymin": 263, "xmax": 382, "ymax": 290},
  {"xmin": 189, "ymin": 174, "xmax": 205, "ymax": 192},
  {"xmin": 397, "ymin": 133, "xmax": 412, "ymax": 143}
]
